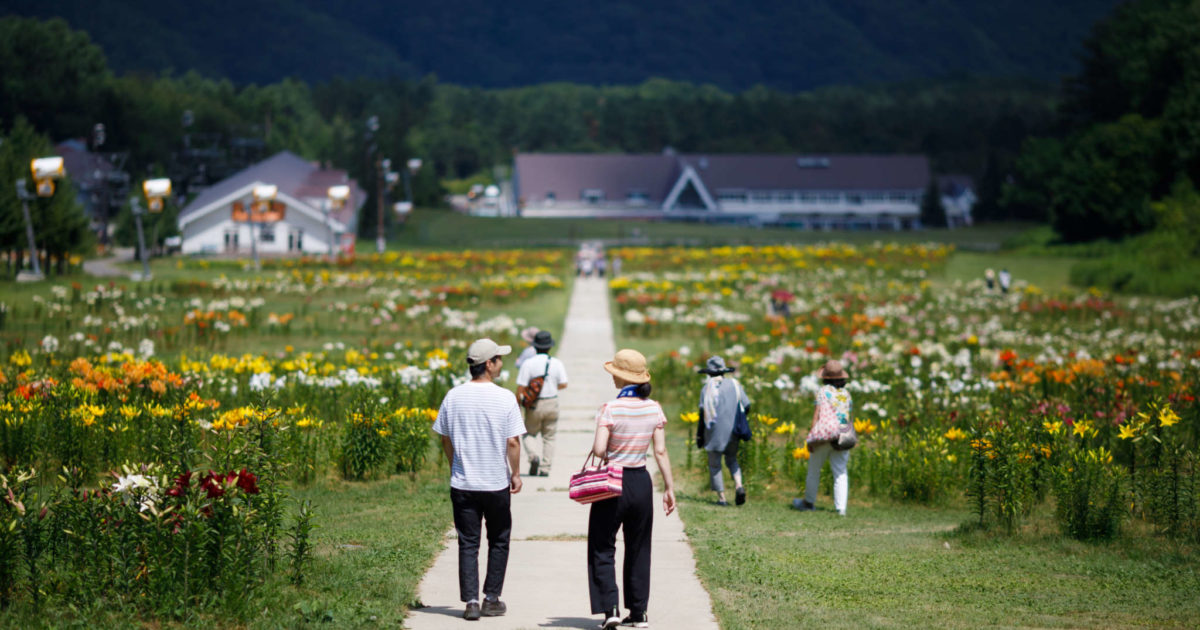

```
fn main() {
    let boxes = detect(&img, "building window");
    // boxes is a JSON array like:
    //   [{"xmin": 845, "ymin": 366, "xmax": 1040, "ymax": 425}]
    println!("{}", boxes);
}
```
[
  {"xmin": 800, "ymin": 192, "xmax": 820, "ymax": 203},
  {"xmin": 846, "ymin": 193, "xmax": 863, "ymax": 205},
  {"xmin": 259, "ymin": 225, "xmax": 275, "ymax": 243},
  {"xmin": 717, "ymin": 190, "xmax": 747, "ymax": 203},
  {"xmin": 775, "ymin": 191, "xmax": 795, "ymax": 203},
  {"xmin": 627, "ymin": 190, "xmax": 649, "ymax": 206},
  {"xmin": 582, "ymin": 189, "xmax": 604, "ymax": 204},
  {"xmin": 821, "ymin": 192, "xmax": 841, "ymax": 203},
  {"xmin": 889, "ymin": 192, "xmax": 910, "ymax": 203},
  {"xmin": 750, "ymin": 191, "xmax": 773, "ymax": 203}
]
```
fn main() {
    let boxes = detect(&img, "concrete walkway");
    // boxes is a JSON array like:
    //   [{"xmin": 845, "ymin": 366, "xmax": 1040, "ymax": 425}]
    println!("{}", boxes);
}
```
[
  {"xmin": 83, "ymin": 247, "xmax": 135, "ymax": 277},
  {"xmin": 406, "ymin": 270, "xmax": 720, "ymax": 629}
]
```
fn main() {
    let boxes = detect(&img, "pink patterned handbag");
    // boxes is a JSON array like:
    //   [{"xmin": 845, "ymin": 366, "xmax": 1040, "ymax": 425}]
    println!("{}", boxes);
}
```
[{"xmin": 569, "ymin": 453, "xmax": 623, "ymax": 504}]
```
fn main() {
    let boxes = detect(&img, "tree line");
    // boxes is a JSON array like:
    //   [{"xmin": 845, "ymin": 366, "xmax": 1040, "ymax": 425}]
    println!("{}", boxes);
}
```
[{"xmin": 0, "ymin": 15, "xmax": 1072, "ymax": 263}]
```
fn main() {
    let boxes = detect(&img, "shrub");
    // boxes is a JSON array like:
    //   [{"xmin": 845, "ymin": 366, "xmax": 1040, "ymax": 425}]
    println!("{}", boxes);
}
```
[{"xmin": 1053, "ymin": 446, "xmax": 1124, "ymax": 540}]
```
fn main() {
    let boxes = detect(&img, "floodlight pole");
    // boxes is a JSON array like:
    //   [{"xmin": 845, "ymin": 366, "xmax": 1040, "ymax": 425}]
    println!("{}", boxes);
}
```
[
  {"xmin": 131, "ymin": 197, "xmax": 152, "ymax": 280},
  {"xmin": 15, "ymin": 179, "xmax": 42, "ymax": 277}
]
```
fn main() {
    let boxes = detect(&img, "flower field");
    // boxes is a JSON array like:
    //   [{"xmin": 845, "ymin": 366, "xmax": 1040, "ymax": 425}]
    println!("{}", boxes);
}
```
[
  {"xmin": 612, "ymin": 243, "xmax": 1200, "ymax": 540},
  {"xmin": 0, "ymin": 249, "xmax": 569, "ymax": 620}
]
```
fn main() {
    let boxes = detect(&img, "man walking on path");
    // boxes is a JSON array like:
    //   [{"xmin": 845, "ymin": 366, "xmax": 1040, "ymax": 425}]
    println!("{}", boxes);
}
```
[
  {"xmin": 432, "ymin": 338, "xmax": 526, "ymax": 620},
  {"xmin": 516, "ymin": 330, "xmax": 569, "ymax": 476}
]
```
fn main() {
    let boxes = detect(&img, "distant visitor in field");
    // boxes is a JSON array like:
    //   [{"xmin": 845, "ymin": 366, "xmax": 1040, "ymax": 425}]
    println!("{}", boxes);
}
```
[
  {"xmin": 794, "ymin": 359, "xmax": 855, "ymax": 516},
  {"xmin": 432, "ymin": 339, "xmax": 526, "ymax": 620},
  {"xmin": 516, "ymin": 330, "xmax": 568, "ymax": 477},
  {"xmin": 514, "ymin": 326, "xmax": 539, "ymax": 370},
  {"xmin": 985, "ymin": 268, "xmax": 996, "ymax": 292},
  {"xmin": 999, "ymin": 268, "xmax": 1012, "ymax": 294},
  {"xmin": 588, "ymin": 348, "xmax": 677, "ymax": 629},
  {"xmin": 695, "ymin": 355, "xmax": 751, "ymax": 506}
]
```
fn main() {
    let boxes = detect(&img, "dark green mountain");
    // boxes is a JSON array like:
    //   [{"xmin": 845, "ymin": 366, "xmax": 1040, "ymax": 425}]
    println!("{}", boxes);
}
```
[{"xmin": 1, "ymin": 0, "xmax": 1118, "ymax": 89}]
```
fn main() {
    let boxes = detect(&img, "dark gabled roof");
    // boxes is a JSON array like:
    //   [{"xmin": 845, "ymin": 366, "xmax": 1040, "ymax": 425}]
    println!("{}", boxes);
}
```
[
  {"xmin": 178, "ymin": 151, "xmax": 363, "ymax": 226},
  {"xmin": 515, "ymin": 153, "xmax": 931, "ymax": 205},
  {"xmin": 678, "ymin": 154, "xmax": 930, "ymax": 191},
  {"xmin": 516, "ymin": 153, "xmax": 680, "ymax": 202},
  {"xmin": 55, "ymin": 139, "xmax": 116, "ymax": 188}
]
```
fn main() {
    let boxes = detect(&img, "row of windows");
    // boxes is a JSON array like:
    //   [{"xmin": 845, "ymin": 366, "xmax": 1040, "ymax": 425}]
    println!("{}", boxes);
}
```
[
  {"xmin": 718, "ymin": 190, "xmax": 921, "ymax": 204},
  {"xmin": 540, "ymin": 188, "xmax": 921, "ymax": 205},
  {"xmin": 541, "ymin": 189, "xmax": 922, "ymax": 205}
]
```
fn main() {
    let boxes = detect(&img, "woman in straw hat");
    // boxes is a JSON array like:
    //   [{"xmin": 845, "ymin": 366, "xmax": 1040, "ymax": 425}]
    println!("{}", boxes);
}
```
[
  {"xmin": 587, "ymin": 349, "xmax": 677, "ymax": 630},
  {"xmin": 794, "ymin": 359, "xmax": 853, "ymax": 516}
]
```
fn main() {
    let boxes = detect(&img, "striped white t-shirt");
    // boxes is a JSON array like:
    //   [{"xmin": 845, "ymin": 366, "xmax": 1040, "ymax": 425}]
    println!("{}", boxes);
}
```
[
  {"xmin": 596, "ymin": 397, "xmax": 667, "ymax": 468},
  {"xmin": 433, "ymin": 381, "xmax": 526, "ymax": 491}
]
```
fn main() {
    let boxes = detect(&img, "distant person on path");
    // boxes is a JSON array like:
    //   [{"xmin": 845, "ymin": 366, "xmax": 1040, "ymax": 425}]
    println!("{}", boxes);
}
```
[
  {"xmin": 611, "ymin": 255, "xmax": 623, "ymax": 276},
  {"xmin": 432, "ymin": 338, "xmax": 525, "ymax": 620},
  {"xmin": 514, "ymin": 327, "xmax": 539, "ymax": 370},
  {"xmin": 998, "ymin": 268, "xmax": 1011, "ymax": 294},
  {"xmin": 695, "ymin": 356, "xmax": 751, "ymax": 506},
  {"xmin": 516, "ymin": 330, "xmax": 568, "ymax": 477},
  {"xmin": 985, "ymin": 268, "xmax": 996, "ymax": 292},
  {"xmin": 596, "ymin": 253, "xmax": 607, "ymax": 278},
  {"xmin": 794, "ymin": 360, "xmax": 853, "ymax": 516},
  {"xmin": 588, "ymin": 349, "xmax": 677, "ymax": 629}
]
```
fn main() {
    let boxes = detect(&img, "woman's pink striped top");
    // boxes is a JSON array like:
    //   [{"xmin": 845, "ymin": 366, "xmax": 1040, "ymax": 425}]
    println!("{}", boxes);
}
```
[{"xmin": 596, "ymin": 397, "xmax": 667, "ymax": 468}]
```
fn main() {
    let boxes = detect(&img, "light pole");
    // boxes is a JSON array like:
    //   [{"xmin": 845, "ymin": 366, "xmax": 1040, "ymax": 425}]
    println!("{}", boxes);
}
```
[
  {"xmin": 14, "ymin": 156, "xmax": 67, "ymax": 280},
  {"xmin": 130, "ymin": 197, "xmax": 151, "ymax": 280},
  {"xmin": 327, "ymin": 184, "xmax": 349, "ymax": 257},
  {"xmin": 137, "ymin": 178, "xmax": 172, "ymax": 280},
  {"xmin": 404, "ymin": 157, "xmax": 422, "ymax": 208}
]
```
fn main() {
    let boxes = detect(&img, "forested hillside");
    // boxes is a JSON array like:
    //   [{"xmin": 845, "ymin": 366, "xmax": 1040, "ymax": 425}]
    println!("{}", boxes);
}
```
[{"xmin": 0, "ymin": 0, "xmax": 1118, "ymax": 90}]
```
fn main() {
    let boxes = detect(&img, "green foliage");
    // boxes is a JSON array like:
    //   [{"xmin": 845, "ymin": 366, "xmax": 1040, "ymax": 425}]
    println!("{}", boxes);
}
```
[
  {"xmin": 0, "ymin": 118, "xmax": 92, "ymax": 275},
  {"xmin": 920, "ymin": 179, "xmax": 946, "ymax": 228},
  {"xmin": 0, "ymin": 1, "xmax": 1117, "ymax": 92},
  {"xmin": 1068, "ymin": 177, "xmax": 1200, "ymax": 295},
  {"xmin": 1053, "ymin": 447, "xmax": 1125, "ymax": 540},
  {"xmin": 1007, "ymin": 0, "xmax": 1200, "ymax": 243}
]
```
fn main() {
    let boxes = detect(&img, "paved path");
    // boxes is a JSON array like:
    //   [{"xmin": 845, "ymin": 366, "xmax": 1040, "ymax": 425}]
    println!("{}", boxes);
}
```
[
  {"xmin": 406, "ymin": 270, "xmax": 720, "ymax": 629},
  {"xmin": 83, "ymin": 247, "xmax": 135, "ymax": 277}
]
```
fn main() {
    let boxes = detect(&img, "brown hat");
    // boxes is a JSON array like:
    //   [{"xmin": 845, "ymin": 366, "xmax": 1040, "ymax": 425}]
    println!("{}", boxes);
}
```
[
  {"xmin": 604, "ymin": 348, "xmax": 651, "ymax": 384},
  {"xmin": 819, "ymin": 359, "xmax": 848, "ymax": 381}
]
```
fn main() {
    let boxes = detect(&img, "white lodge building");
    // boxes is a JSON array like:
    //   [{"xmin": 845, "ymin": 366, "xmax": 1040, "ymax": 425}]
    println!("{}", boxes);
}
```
[
  {"xmin": 178, "ymin": 152, "xmax": 363, "ymax": 255},
  {"xmin": 514, "ymin": 152, "xmax": 973, "ymax": 228}
]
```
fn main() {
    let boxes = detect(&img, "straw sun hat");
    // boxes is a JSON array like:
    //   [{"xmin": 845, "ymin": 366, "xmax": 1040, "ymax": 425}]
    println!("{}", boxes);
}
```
[
  {"xmin": 604, "ymin": 348, "xmax": 651, "ymax": 384},
  {"xmin": 819, "ymin": 359, "xmax": 849, "ymax": 380}
]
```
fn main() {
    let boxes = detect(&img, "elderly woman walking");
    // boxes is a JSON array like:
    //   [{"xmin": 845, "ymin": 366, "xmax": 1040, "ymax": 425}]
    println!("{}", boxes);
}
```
[
  {"xmin": 794, "ymin": 360, "xmax": 853, "ymax": 516},
  {"xmin": 695, "ymin": 356, "xmax": 751, "ymax": 506},
  {"xmin": 588, "ymin": 349, "xmax": 677, "ymax": 629}
]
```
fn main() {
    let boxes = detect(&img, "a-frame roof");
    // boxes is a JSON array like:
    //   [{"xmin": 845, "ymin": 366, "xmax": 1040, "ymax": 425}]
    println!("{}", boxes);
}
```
[{"xmin": 178, "ymin": 151, "xmax": 363, "ymax": 227}]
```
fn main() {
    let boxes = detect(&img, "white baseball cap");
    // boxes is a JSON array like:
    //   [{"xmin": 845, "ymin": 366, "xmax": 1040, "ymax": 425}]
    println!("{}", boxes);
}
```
[{"xmin": 467, "ymin": 338, "xmax": 512, "ymax": 365}]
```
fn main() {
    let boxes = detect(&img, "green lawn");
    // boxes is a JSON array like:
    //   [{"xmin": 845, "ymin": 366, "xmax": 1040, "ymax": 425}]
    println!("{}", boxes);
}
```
[
  {"xmin": 390, "ymin": 210, "xmax": 1038, "ymax": 250},
  {"xmin": 664, "ymin": 427, "xmax": 1200, "ymax": 630},
  {"xmin": 938, "ymin": 251, "xmax": 1082, "ymax": 292}
]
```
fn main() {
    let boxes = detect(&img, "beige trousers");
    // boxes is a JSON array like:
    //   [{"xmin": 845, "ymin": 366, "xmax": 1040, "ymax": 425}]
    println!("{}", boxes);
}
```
[{"xmin": 522, "ymin": 397, "xmax": 559, "ymax": 472}]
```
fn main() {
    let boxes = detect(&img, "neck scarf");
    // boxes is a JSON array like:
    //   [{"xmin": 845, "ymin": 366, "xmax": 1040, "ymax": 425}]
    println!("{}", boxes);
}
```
[{"xmin": 617, "ymin": 384, "xmax": 642, "ymax": 399}]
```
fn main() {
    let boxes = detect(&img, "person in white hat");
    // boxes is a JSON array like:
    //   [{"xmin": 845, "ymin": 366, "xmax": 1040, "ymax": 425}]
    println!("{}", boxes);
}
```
[
  {"xmin": 432, "ymin": 338, "xmax": 526, "ymax": 620},
  {"xmin": 587, "ymin": 348, "xmax": 676, "ymax": 630},
  {"xmin": 514, "ymin": 327, "xmax": 539, "ymax": 370}
]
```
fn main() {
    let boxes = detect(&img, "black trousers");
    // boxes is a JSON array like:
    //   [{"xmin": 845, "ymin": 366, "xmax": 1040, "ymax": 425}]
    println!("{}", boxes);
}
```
[
  {"xmin": 587, "ymin": 466, "xmax": 653, "ymax": 615},
  {"xmin": 451, "ymin": 487, "xmax": 512, "ymax": 602}
]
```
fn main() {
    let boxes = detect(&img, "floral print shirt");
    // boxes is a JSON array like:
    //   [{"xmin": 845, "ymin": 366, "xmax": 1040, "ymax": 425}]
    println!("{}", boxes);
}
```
[{"xmin": 807, "ymin": 384, "xmax": 852, "ymax": 443}]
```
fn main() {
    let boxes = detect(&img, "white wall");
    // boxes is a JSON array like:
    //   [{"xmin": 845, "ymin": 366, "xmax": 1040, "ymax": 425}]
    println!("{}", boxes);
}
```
[{"xmin": 181, "ymin": 202, "xmax": 339, "ymax": 255}]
